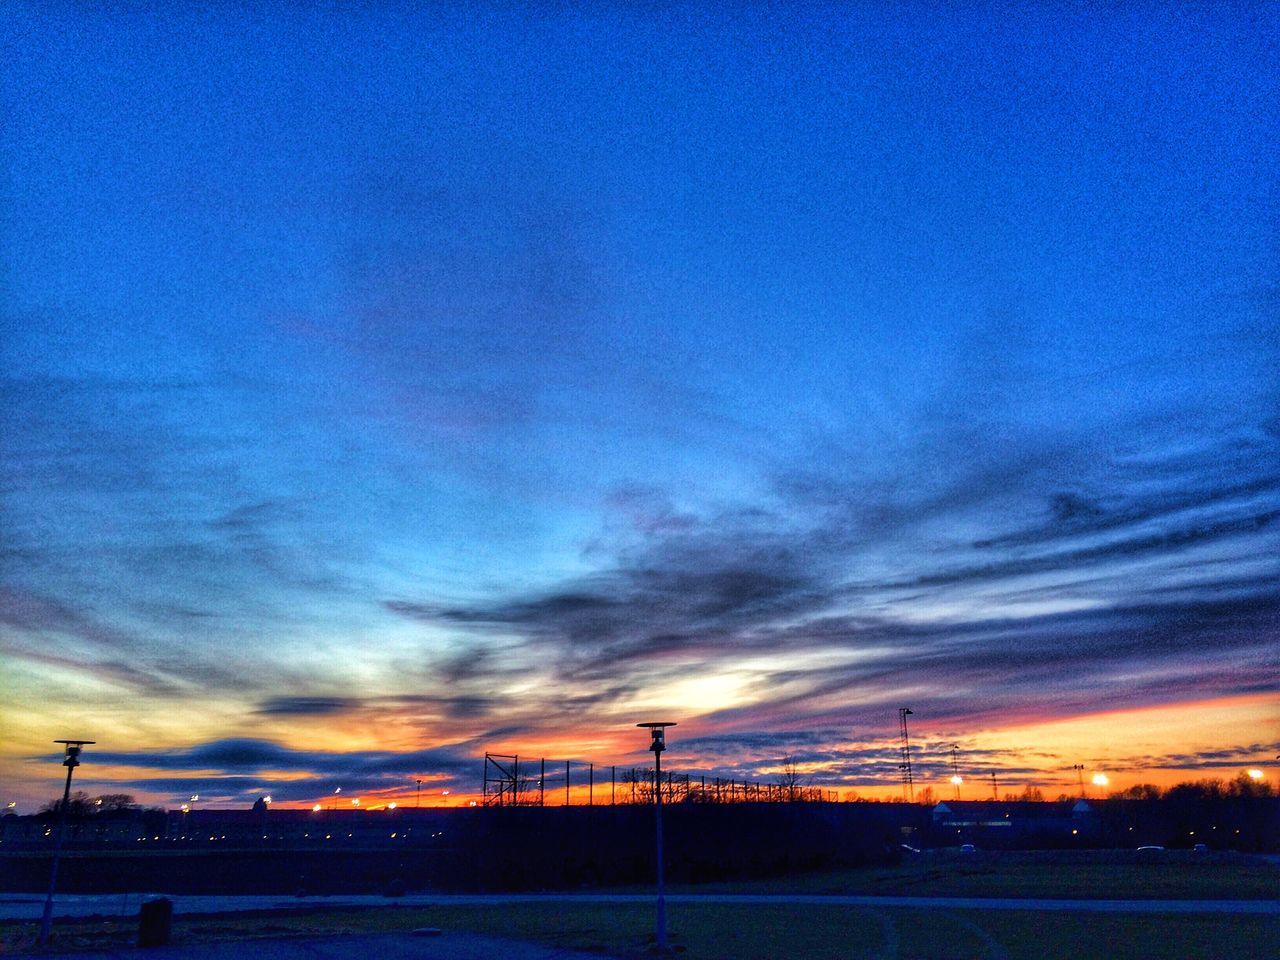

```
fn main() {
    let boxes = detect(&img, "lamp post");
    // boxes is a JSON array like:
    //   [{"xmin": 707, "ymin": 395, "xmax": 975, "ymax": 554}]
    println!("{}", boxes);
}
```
[
  {"xmin": 38, "ymin": 739, "xmax": 94, "ymax": 947},
  {"xmin": 416, "ymin": 778, "xmax": 423, "ymax": 808},
  {"xmin": 638, "ymin": 722, "xmax": 677, "ymax": 953}
]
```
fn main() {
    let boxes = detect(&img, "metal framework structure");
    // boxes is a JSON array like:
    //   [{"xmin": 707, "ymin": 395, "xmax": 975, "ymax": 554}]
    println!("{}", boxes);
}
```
[
  {"xmin": 482, "ymin": 753, "xmax": 520, "ymax": 806},
  {"xmin": 898, "ymin": 707, "xmax": 914, "ymax": 802},
  {"xmin": 481, "ymin": 749, "xmax": 836, "ymax": 805}
]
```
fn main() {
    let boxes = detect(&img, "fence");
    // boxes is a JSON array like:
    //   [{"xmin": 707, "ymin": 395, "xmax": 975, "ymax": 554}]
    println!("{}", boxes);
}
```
[{"xmin": 482, "ymin": 753, "xmax": 836, "ymax": 806}]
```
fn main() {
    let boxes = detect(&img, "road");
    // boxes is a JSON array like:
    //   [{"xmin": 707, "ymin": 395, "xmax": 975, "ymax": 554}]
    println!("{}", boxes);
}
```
[
  {"xmin": 2, "ymin": 891, "xmax": 1277, "ymax": 921},
  {"xmin": 0, "ymin": 931, "xmax": 608, "ymax": 960}
]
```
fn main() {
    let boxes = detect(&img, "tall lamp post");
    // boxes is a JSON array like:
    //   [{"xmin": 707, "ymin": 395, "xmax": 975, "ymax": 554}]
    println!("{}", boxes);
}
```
[
  {"xmin": 638, "ymin": 721, "xmax": 676, "ymax": 953},
  {"xmin": 38, "ymin": 739, "xmax": 94, "ymax": 947}
]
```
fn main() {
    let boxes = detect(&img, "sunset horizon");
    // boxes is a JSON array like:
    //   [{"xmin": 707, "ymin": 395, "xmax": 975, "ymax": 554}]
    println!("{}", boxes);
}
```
[{"xmin": 3, "ymin": 4, "xmax": 1277, "ymax": 817}]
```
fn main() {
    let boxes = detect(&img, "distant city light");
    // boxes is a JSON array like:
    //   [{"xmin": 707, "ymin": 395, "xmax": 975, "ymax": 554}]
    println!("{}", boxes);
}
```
[
  {"xmin": 1247, "ymin": 769, "xmax": 1264, "ymax": 780},
  {"xmin": 263, "ymin": 795, "xmax": 273, "ymax": 804},
  {"xmin": 351, "ymin": 798, "xmax": 360, "ymax": 806},
  {"xmin": 180, "ymin": 804, "xmax": 189, "ymax": 813},
  {"xmin": 1091, "ymin": 773, "xmax": 1109, "ymax": 787},
  {"xmin": 312, "ymin": 804, "xmax": 322, "ymax": 812},
  {"xmin": 388, "ymin": 802, "xmax": 397, "ymax": 809}
]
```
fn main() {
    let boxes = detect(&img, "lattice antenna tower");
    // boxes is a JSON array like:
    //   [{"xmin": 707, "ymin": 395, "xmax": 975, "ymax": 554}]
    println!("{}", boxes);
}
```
[{"xmin": 898, "ymin": 708, "xmax": 914, "ymax": 801}]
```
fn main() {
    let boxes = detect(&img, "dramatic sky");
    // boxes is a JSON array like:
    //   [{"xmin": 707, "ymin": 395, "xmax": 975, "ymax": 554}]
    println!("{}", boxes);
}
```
[{"xmin": 2, "ymin": 4, "xmax": 1277, "ymax": 809}]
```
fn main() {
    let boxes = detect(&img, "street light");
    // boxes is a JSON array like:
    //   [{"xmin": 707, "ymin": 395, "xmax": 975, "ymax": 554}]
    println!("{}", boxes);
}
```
[
  {"xmin": 638, "ymin": 721, "xmax": 676, "ymax": 953},
  {"xmin": 38, "ymin": 739, "xmax": 95, "ymax": 947},
  {"xmin": 1247, "ymin": 769, "xmax": 1264, "ymax": 781},
  {"xmin": 1091, "ymin": 773, "xmax": 1109, "ymax": 790}
]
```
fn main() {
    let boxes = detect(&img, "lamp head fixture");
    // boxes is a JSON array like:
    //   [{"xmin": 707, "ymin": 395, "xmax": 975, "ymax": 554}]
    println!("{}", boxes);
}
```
[
  {"xmin": 636, "ymin": 722, "xmax": 677, "ymax": 754},
  {"xmin": 53, "ymin": 740, "xmax": 94, "ymax": 769}
]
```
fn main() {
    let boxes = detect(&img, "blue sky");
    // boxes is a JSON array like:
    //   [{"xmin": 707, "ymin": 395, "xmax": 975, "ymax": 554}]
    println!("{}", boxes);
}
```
[{"xmin": 2, "ymin": 3, "xmax": 1277, "ymax": 806}]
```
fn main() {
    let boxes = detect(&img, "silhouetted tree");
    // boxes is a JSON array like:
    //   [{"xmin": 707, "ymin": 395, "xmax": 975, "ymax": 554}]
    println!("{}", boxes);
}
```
[
  {"xmin": 775, "ymin": 756, "xmax": 804, "ymax": 801},
  {"xmin": 1017, "ymin": 785, "xmax": 1045, "ymax": 801},
  {"xmin": 1112, "ymin": 784, "xmax": 1162, "ymax": 801},
  {"xmin": 1166, "ymin": 779, "xmax": 1226, "ymax": 802},
  {"xmin": 1226, "ymin": 772, "xmax": 1275, "ymax": 798},
  {"xmin": 39, "ymin": 790, "xmax": 94, "ymax": 818}
]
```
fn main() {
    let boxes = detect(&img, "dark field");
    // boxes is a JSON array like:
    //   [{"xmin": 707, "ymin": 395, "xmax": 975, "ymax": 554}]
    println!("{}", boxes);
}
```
[{"xmin": 5, "ymin": 902, "xmax": 1278, "ymax": 960}]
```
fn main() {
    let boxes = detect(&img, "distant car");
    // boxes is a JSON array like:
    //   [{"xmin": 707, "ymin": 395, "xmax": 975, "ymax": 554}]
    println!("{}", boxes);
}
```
[
  {"xmin": 959, "ymin": 843, "xmax": 976, "ymax": 853},
  {"xmin": 1136, "ymin": 845, "xmax": 1165, "ymax": 852}
]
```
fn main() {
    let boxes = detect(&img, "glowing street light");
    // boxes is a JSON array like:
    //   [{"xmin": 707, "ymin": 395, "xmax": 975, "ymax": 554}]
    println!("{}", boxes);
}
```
[
  {"xmin": 1091, "ymin": 773, "xmax": 1110, "ymax": 789},
  {"xmin": 312, "ymin": 803, "xmax": 322, "ymax": 813},
  {"xmin": 638, "ymin": 721, "xmax": 677, "ymax": 953},
  {"xmin": 38, "ymin": 739, "xmax": 95, "ymax": 947},
  {"xmin": 1247, "ymin": 769, "xmax": 1264, "ymax": 781}
]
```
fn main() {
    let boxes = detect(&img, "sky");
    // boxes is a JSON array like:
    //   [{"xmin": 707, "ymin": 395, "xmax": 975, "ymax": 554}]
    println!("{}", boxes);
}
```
[{"xmin": 2, "ymin": 3, "xmax": 1277, "ymax": 810}]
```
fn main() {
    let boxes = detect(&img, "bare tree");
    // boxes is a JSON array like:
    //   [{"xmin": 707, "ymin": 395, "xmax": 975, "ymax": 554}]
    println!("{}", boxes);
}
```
[{"xmin": 776, "ymin": 756, "xmax": 804, "ymax": 801}]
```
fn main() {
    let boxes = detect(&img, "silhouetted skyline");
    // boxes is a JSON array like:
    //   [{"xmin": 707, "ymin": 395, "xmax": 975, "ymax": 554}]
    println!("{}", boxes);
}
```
[{"xmin": 2, "ymin": 4, "xmax": 1277, "ymax": 808}]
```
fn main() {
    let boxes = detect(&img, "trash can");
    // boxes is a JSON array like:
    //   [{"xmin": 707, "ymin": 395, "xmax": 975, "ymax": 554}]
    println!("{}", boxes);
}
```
[{"xmin": 137, "ymin": 897, "xmax": 173, "ymax": 947}]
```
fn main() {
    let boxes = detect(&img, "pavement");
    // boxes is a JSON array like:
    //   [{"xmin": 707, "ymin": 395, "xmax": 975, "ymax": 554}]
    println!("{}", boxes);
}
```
[
  {"xmin": 11, "ymin": 932, "xmax": 613, "ymax": 960},
  {"xmin": 3, "ymin": 891, "xmax": 1278, "ymax": 921}
]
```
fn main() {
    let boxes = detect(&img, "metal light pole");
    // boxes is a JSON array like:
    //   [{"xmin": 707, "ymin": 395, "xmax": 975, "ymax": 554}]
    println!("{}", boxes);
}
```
[
  {"xmin": 1073, "ymin": 764, "xmax": 1085, "ymax": 799},
  {"xmin": 638, "ymin": 722, "xmax": 676, "ymax": 953},
  {"xmin": 416, "ymin": 779, "xmax": 422, "ymax": 808},
  {"xmin": 38, "ymin": 739, "xmax": 94, "ymax": 947}
]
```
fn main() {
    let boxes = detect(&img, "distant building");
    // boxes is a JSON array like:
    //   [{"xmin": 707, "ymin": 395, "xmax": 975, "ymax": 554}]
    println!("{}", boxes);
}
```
[{"xmin": 930, "ymin": 800, "xmax": 1099, "ymax": 847}]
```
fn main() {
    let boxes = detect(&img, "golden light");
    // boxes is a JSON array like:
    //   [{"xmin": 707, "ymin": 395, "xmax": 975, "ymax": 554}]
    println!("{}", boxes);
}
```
[
  {"xmin": 180, "ymin": 804, "xmax": 189, "ymax": 813},
  {"xmin": 388, "ymin": 801, "xmax": 397, "ymax": 809},
  {"xmin": 311, "ymin": 803, "xmax": 322, "ymax": 812},
  {"xmin": 263, "ymin": 795, "xmax": 273, "ymax": 804},
  {"xmin": 351, "ymin": 798, "xmax": 360, "ymax": 806},
  {"xmin": 1247, "ymin": 769, "xmax": 1264, "ymax": 780},
  {"xmin": 949, "ymin": 775, "xmax": 963, "ymax": 786},
  {"xmin": 1091, "ymin": 773, "xmax": 1109, "ymax": 787}
]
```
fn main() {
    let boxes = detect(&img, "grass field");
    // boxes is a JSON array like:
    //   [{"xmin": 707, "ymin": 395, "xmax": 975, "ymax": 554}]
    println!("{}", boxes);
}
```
[
  {"xmin": 660, "ymin": 849, "xmax": 1280, "ymax": 900},
  {"xmin": 6, "ymin": 902, "xmax": 1278, "ymax": 959},
  {"xmin": 4, "ymin": 852, "xmax": 1277, "ymax": 958}
]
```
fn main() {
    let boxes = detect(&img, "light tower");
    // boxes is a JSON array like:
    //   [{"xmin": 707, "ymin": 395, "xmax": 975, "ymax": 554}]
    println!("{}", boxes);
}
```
[
  {"xmin": 38, "ymin": 739, "xmax": 95, "ymax": 947},
  {"xmin": 638, "ymin": 721, "xmax": 677, "ymax": 953},
  {"xmin": 898, "ymin": 708, "xmax": 914, "ymax": 802}
]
